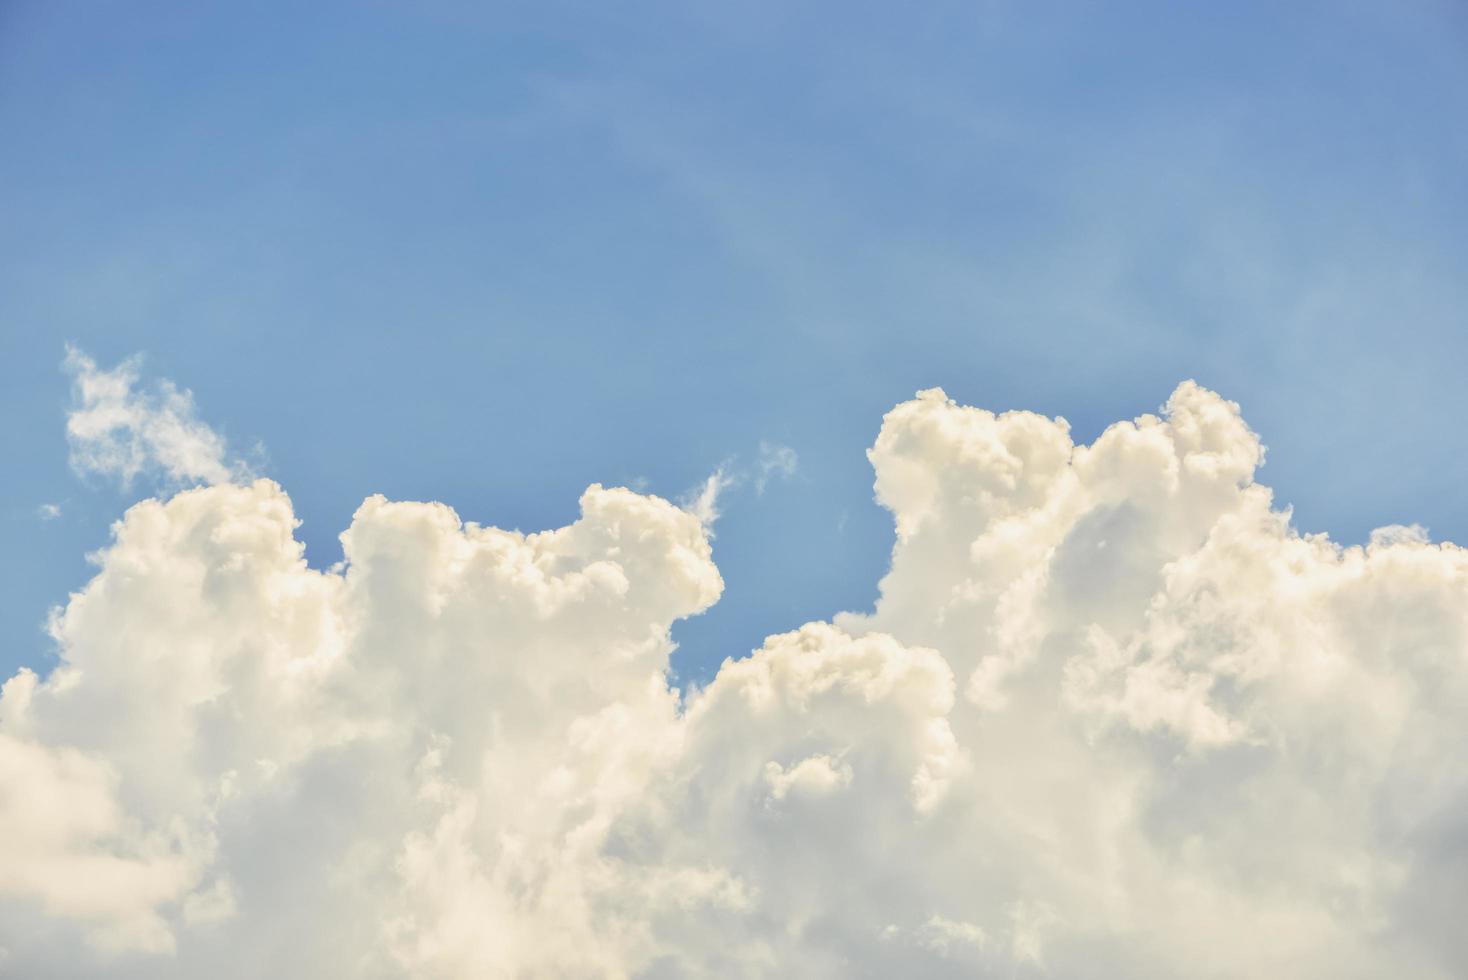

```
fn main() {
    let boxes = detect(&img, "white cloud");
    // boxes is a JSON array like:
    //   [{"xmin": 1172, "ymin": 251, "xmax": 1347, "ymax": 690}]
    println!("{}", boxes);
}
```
[
  {"xmin": 680, "ymin": 462, "xmax": 736, "ymax": 528},
  {"xmin": 63, "ymin": 346, "xmax": 253, "ymax": 489},
  {"xmin": 2, "ymin": 381, "xmax": 1467, "ymax": 977},
  {"xmin": 679, "ymin": 442, "xmax": 796, "ymax": 527},
  {"xmin": 36, "ymin": 503, "xmax": 62, "ymax": 521}
]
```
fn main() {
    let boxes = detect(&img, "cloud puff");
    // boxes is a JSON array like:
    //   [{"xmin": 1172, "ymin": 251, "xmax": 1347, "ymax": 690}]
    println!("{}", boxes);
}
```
[
  {"xmin": 2, "ymin": 382, "xmax": 1466, "ymax": 977},
  {"xmin": 63, "ymin": 346, "xmax": 253, "ymax": 489}
]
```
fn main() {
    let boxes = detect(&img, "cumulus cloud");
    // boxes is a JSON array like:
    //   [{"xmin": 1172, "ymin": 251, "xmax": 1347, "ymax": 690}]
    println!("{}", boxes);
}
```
[
  {"xmin": 2, "ymin": 381, "xmax": 1467, "ymax": 977},
  {"xmin": 63, "ymin": 346, "xmax": 253, "ymax": 489}
]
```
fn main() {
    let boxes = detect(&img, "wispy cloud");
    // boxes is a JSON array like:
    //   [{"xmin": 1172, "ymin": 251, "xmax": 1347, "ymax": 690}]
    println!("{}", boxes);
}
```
[
  {"xmin": 63, "ymin": 346, "xmax": 254, "ymax": 490},
  {"xmin": 680, "ymin": 440, "xmax": 797, "ymax": 527},
  {"xmin": 755, "ymin": 441, "xmax": 798, "ymax": 495},
  {"xmin": 680, "ymin": 462, "xmax": 737, "ymax": 528},
  {"xmin": 36, "ymin": 503, "xmax": 62, "ymax": 521}
]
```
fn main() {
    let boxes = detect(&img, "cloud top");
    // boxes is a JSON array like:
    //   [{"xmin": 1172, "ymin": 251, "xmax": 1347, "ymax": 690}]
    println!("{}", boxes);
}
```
[{"xmin": 3, "ymin": 380, "xmax": 1466, "ymax": 978}]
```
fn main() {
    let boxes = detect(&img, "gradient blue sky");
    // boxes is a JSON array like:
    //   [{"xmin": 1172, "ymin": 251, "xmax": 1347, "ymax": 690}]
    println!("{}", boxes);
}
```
[{"xmin": 2, "ymin": 0, "xmax": 1465, "ymax": 684}]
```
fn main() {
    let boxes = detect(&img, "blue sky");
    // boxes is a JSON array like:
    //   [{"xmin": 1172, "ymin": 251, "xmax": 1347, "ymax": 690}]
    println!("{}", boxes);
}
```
[{"xmin": 2, "ymin": 0, "xmax": 1465, "ymax": 687}]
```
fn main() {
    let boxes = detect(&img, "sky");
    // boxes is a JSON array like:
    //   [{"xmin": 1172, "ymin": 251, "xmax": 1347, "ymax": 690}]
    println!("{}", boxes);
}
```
[
  {"xmin": 4, "ymin": 0, "xmax": 1467, "ymax": 686},
  {"xmin": 1, "ymin": 2, "xmax": 1467, "ymax": 977}
]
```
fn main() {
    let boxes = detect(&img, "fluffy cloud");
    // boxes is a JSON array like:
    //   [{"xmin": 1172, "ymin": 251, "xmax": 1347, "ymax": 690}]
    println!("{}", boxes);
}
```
[
  {"xmin": 63, "ymin": 347, "xmax": 253, "ymax": 488},
  {"xmin": 2, "ymin": 382, "xmax": 1466, "ymax": 977}
]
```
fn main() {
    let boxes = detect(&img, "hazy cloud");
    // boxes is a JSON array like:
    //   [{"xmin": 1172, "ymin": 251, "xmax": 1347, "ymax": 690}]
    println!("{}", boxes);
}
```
[{"xmin": 755, "ymin": 441, "xmax": 798, "ymax": 495}]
